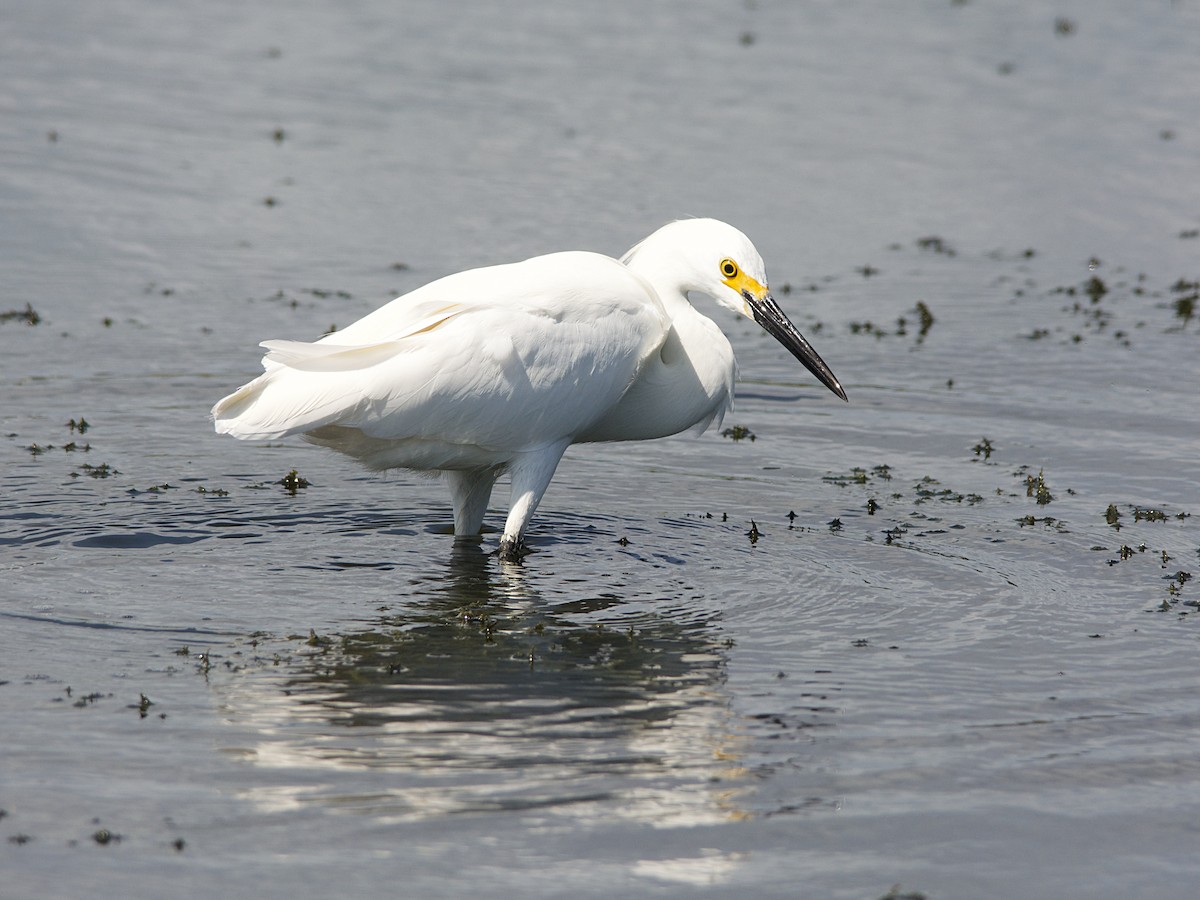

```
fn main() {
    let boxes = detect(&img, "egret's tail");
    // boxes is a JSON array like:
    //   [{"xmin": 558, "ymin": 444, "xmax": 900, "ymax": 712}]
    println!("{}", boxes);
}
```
[
  {"xmin": 211, "ymin": 374, "xmax": 285, "ymax": 440},
  {"xmin": 212, "ymin": 340, "xmax": 387, "ymax": 441}
]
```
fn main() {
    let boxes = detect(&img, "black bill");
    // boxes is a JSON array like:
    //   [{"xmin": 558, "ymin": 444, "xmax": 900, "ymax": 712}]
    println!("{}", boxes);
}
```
[{"xmin": 746, "ymin": 291, "xmax": 848, "ymax": 401}]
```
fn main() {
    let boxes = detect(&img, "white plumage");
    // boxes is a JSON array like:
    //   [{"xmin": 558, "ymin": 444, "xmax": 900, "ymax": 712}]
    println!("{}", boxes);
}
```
[{"xmin": 213, "ymin": 218, "xmax": 846, "ymax": 559}]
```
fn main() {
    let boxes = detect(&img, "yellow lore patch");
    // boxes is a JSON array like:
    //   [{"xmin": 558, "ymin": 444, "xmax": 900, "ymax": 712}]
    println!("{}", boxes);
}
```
[{"xmin": 718, "ymin": 257, "xmax": 768, "ymax": 314}]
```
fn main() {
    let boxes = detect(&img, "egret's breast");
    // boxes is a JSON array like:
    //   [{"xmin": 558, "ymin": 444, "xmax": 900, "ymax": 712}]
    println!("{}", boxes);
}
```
[{"xmin": 575, "ymin": 323, "xmax": 733, "ymax": 443}]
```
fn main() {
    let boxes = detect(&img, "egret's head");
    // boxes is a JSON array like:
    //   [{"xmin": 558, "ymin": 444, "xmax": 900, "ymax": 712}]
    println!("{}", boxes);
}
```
[{"xmin": 625, "ymin": 218, "xmax": 847, "ymax": 402}]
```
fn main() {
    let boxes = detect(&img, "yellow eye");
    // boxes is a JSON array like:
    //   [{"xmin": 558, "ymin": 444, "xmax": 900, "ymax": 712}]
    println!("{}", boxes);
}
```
[{"xmin": 720, "ymin": 258, "xmax": 739, "ymax": 279}]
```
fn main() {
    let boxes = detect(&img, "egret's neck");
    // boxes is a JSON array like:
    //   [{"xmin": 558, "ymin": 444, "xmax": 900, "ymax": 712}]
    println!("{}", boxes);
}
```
[
  {"xmin": 622, "ymin": 243, "xmax": 703, "ymax": 316},
  {"xmin": 621, "ymin": 242, "xmax": 731, "ymax": 363}
]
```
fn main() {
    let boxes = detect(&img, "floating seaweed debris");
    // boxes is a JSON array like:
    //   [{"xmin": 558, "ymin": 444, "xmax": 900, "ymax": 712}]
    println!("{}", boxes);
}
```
[
  {"xmin": 1016, "ymin": 515, "xmax": 1067, "ymax": 532},
  {"xmin": 721, "ymin": 425, "xmax": 756, "ymax": 442},
  {"xmin": 914, "ymin": 301, "xmax": 935, "ymax": 341},
  {"xmin": 852, "ymin": 301, "xmax": 934, "ymax": 344},
  {"xmin": 278, "ymin": 469, "xmax": 311, "ymax": 493},
  {"xmin": 1024, "ymin": 469, "xmax": 1053, "ymax": 505},
  {"xmin": 1169, "ymin": 279, "xmax": 1197, "ymax": 328},
  {"xmin": 916, "ymin": 236, "xmax": 955, "ymax": 256},
  {"xmin": 0, "ymin": 304, "xmax": 41, "ymax": 326},
  {"xmin": 848, "ymin": 320, "xmax": 889, "ymax": 338},
  {"xmin": 304, "ymin": 288, "xmax": 353, "ymax": 300},
  {"xmin": 75, "ymin": 462, "xmax": 118, "ymax": 479},
  {"xmin": 1084, "ymin": 275, "xmax": 1108, "ymax": 303},
  {"xmin": 822, "ymin": 464, "xmax": 893, "ymax": 487}
]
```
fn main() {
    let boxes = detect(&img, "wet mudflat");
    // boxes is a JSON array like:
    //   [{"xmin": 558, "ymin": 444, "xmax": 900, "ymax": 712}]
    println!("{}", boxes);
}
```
[{"xmin": 2, "ymin": 2, "xmax": 1199, "ymax": 898}]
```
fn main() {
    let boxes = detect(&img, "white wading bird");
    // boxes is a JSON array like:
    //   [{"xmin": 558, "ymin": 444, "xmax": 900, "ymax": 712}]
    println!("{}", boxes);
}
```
[{"xmin": 213, "ymin": 218, "xmax": 847, "ymax": 560}]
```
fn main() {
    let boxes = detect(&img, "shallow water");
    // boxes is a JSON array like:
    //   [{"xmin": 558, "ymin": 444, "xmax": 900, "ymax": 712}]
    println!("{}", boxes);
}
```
[{"xmin": 3, "ymin": 1, "xmax": 1199, "ymax": 897}]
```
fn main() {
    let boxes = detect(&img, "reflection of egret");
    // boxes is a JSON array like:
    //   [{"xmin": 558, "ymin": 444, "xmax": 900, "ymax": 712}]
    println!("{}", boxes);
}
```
[
  {"xmin": 219, "ymin": 542, "xmax": 750, "ymax": 827},
  {"xmin": 213, "ymin": 219, "xmax": 846, "ymax": 558}
]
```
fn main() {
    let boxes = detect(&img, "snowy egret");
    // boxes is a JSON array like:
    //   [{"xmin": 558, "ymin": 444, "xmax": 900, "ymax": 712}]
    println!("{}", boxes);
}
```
[{"xmin": 213, "ymin": 218, "xmax": 846, "ymax": 559}]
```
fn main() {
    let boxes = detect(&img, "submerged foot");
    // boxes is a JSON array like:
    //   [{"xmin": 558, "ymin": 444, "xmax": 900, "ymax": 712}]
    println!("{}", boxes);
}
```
[{"xmin": 496, "ymin": 535, "xmax": 528, "ymax": 562}]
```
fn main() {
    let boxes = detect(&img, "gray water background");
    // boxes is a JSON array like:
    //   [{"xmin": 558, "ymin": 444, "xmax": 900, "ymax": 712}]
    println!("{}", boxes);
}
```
[{"xmin": 2, "ymin": 2, "xmax": 1199, "ymax": 897}]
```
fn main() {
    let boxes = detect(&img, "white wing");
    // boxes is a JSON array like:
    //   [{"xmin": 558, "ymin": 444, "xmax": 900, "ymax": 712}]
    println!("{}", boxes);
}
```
[{"xmin": 212, "ymin": 251, "xmax": 669, "ymax": 467}]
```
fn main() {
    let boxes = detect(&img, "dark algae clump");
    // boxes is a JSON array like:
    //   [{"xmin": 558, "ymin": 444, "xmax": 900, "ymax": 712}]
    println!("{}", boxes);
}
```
[{"xmin": 278, "ymin": 469, "xmax": 311, "ymax": 494}]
